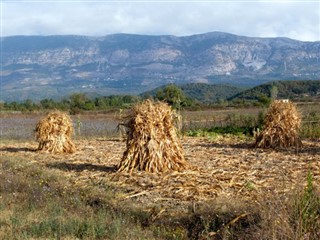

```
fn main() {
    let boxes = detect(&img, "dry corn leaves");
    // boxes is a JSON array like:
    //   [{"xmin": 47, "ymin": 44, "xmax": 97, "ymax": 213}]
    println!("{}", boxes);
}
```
[
  {"xmin": 1, "ymin": 137, "xmax": 319, "ymax": 206},
  {"xmin": 118, "ymin": 100, "xmax": 188, "ymax": 173},
  {"xmin": 35, "ymin": 111, "xmax": 76, "ymax": 153},
  {"xmin": 255, "ymin": 100, "xmax": 302, "ymax": 149}
]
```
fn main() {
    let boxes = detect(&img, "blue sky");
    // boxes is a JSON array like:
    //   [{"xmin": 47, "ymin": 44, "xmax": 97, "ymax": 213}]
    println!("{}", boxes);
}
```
[{"xmin": 1, "ymin": 0, "xmax": 320, "ymax": 41}]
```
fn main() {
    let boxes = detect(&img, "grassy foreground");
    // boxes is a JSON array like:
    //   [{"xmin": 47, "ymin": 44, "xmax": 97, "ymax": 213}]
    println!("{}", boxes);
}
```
[
  {"xmin": 1, "ymin": 145, "xmax": 320, "ymax": 239},
  {"xmin": 0, "ymin": 156, "xmax": 158, "ymax": 239}
]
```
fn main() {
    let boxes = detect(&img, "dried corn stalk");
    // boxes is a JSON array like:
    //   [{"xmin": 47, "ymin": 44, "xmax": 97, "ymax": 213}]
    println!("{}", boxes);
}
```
[
  {"xmin": 118, "ymin": 100, "xmax": 188, "ymax": 173},
  {"xmin": 255, "ymin": 100, "xmax": 302, "ymax": 149},
  {"xmin": 35, "ymin": 111, "xmax": 76, "ymax": 153}
]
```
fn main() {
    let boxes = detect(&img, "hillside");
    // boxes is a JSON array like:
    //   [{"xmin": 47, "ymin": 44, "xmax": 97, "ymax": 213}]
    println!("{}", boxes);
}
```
[
  {"xmin": 142, "ymin": 83, "xmax": 244, "ymax": 103},
  {"xmin": 180, "ymin": 83, "xmax": 244, "ymax": 103},
  {"xmin": 1, "ymin": 32, "xmax": 320, "ymax": 101},
  {"xmin": 229, "ymin": 80, "xmax": 320, "ymax": 101}
]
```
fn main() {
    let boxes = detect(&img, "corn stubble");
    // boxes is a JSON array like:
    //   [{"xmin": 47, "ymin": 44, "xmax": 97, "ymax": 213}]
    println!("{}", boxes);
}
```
[
  {"xmin": 255, "ymin": 100, "xmax": 302, "ymax": 149},
  {"xmin": 118, "ymin": 100, "xmax": 188, "ymax": 173},
  {"xmin": 35, "ymin": 111, "xmax": 76, "ymax": 153}
]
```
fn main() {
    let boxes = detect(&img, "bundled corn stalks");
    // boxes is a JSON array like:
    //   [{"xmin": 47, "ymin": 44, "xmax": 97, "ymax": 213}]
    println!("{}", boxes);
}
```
[
  {"xmin": 254, "ymin": 100, "xmax": 302, "ymax": 149},
  {"xmin": 118, "ymin": 100, "xmax": 188, "ymax": 173},
  {"xmin": 35, "ymin": 111, "xmax": 76, "ymax": 153}
]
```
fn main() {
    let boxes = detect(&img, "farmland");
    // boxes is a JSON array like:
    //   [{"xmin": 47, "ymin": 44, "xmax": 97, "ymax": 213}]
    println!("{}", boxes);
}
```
[{"xmin": 1, "ymin": 105, "xmax": 320, "ymax": 239}]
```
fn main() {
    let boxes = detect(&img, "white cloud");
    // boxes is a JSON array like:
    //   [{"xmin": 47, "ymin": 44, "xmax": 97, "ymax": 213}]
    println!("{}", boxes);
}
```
[{"xmin": 1, "ymin": 1, "xmax": 319, "ymax": 41}]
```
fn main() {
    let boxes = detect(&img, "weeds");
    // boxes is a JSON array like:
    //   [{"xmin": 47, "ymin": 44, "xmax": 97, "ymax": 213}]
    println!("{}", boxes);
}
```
[
  {"xmin": 258, "ymin": 171, "xmax": 320, "ymax": 240},
  {"xmin": 290, "ymin": 170, "xmax": 320, "ymax": 239},
  {"xmin": 185, "ymin": 126, "xmax": 257, "ymax": 139},
  {"xmin": 1, "ymin": 156, "xmax": 320, "ymax": 239},
  {"xmin": 0, "ymin": 157, "xmax": 157, "ymax": 239}
]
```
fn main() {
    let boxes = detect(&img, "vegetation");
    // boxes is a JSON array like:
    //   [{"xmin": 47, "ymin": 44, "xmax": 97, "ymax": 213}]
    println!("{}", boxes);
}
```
[
  {"xmin": 230, "ymin": 80, "xmax": 320, "ymax": 102},
  {"xmin": 154, "ymin": 84, "xmax": 191, "ymax": 109},
  {"xmin": 0, "ymin": 94, "xmax": 141, "ymax": 113},
  {"xmin": 1, "ymin": 156, "xmax": 319, "ymax": 239},
  {"xmin": 143, "ymin": 83, "xmax": 244, "ymax": 105},
  {"xmin": 1, "ymin": 80, "xmax": 319, "ymax": 112},
  {"xmin": 0, "ymin": 157, "xmax": 158, "ymax": 239},
  {"xmin": 180, "ymin": 83, "xmax": 244, "ymax": 104}
]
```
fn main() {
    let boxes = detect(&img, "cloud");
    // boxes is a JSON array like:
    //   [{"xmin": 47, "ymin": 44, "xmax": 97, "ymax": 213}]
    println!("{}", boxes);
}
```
[{"xmin": 1, "ymin": 1, "xmax": 319, "ymax": 41}]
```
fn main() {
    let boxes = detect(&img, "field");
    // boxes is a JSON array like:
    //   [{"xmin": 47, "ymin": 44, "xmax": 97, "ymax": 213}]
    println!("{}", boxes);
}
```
[{"xmin": 1, "ymin": 107, "xmax": 320, "ymax": 239}]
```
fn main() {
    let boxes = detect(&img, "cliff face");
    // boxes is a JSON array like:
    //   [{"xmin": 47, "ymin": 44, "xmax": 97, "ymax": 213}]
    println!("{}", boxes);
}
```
[{"xmin": 1, "ymin": 32, "xmax": 319, "ymax": 101}]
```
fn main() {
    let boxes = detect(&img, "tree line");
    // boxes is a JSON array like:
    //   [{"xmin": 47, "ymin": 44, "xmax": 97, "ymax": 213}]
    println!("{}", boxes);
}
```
[
  {"xmin": 0, "ymin": 83, "xmax": 285, "ymax": 113},
  {"xmin": 0, "ymin": 85, "xmax": 195, "ymax": 113}
]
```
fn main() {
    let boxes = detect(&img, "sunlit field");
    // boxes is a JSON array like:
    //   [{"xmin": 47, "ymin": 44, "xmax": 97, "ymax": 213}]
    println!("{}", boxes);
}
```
[{"xmin": 1, "ymin": 105, "xmax": 319, "ymax": 239}]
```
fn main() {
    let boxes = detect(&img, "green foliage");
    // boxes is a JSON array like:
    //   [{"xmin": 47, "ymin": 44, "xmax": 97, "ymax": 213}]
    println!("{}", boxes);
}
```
[
  {"xmin": 289, "ymin": 171, "xmax": 320, "ymax": 239},
  {"xmin": 300, "ymin": 110, "xmax": 320, "ymax": 138},
  {"xmin": 184, "ymin": 111, "xmax": 266, "ymax": 138},
  {"xmin": 270, "ymin": 85, "xmax": 279, "ymax": 100},
  {"xmin": 1, "ymin": 93, "xmax": 141, "ymax": 113},
  {"xmin": 2, "ymin": 80, "xmax": 319, "ymax": 112},
  {"xmin": 155, "ymin": 84, "xmax": 188, "ymax": 109},
  {"xmin": 230, "ymin": 80, "xmax": 320, "ymax": 102},
  {"xmin": 143, "ymin": 83, "xmax": 244, "ymax": 106},
  {"xmin": 186, "ymin": 126, "xmax": 256, "ymax": 138},
  {"xmin": 180, "ymin": 83, "xmax": 244, "ymax": 104},
  {"xmin": 257, "ymin": 94, "xmax": 271, "ymax": 106}
]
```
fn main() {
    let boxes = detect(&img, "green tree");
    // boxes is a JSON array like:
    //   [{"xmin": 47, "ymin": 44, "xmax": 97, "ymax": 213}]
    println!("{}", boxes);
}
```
[
  {"xmin": 155, "ymin": 84, "xmax": 186, "ymax": 109},
  {"xmin": 69, "ymin": 93, "xmax": 87, "ymax": 109},
  {"xmin": 95, "ymin": 97, "xmax": 109, "ymax": 109},
  {"xmin": 258, "ymin": 94, "xmax": 271, "ymax": 107},
  {"xmin": 23, "ymin": 99, "xmax": 36, "ymax": 111},
  {"xmin": 40, "ymin": 99, "xmax": 57, "ymax": 109},
  {"xmin": 69, "ymin": 93, "xmax": 88, "ymax": 113},
  {"xmin": 83, "ymin": 100, "xmax": 96, "ymax": 111}
]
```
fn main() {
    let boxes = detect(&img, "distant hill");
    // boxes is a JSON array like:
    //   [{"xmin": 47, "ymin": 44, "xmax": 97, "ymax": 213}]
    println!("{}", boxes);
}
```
[
  {"xmin": 1, "ymin": 32, "xmax": 320, "ymax": 101},
  {"xmin": 142, "ymin": 81, "xmax": 320, "ymax": 104},
  {"xmin": 229, "ymin": 80, "xmax": 320, "ymax": 101},
  {"xmin": 140, "ymin": 83, "xmax": 243, "ymax": 103},
  {"xmin": 180, "ymin": 83, "xmax": 244, "ymax": 103}
]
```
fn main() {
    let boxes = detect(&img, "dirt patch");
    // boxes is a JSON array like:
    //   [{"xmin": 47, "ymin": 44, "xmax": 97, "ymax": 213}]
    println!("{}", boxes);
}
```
[{"xmin": 1, "ymin": 137, "xmax": 319, "ymax": 213}]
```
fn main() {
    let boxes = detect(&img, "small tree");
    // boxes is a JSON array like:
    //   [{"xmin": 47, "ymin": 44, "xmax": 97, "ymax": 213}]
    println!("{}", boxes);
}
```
[
  {"xmin": 270, "ymin": 85, "xmax": 278, "ymax": 100},
  {"xmin": 155, "ymin": 84, "xmax": 186, "ymax": 109}
]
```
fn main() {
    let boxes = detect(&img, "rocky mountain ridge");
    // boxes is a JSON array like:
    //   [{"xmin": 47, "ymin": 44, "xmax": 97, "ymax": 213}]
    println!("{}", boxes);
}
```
[{"xmin": 1, "ymin": 32, "xmax": 319, "ymax": 101}]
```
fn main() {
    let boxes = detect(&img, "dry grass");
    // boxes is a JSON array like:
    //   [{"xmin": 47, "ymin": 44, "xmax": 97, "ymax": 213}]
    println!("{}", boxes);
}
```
[
  {"xmin": 255, "ymin": 100, "xmax": 302, "ymax": 149},
  {"xmin": 35, "ymin": 111, "xmax": 76, "ymax": 153},
  {"xmin": 2, "ymin": 137, "xmax": 319, "ymax": 205},
  {"xmin": 1, "ymin": 136, "xmax": 319, "ymax": 239},
  {"xmin": 118, "ymin": 100, "xmax": 188, "ymax": 173}
]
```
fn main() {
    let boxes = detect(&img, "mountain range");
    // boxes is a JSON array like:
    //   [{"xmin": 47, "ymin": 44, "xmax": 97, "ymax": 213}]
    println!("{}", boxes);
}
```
[{"xmin": 1, "ymin": 32, "xmax": 320, "ymax": 101}]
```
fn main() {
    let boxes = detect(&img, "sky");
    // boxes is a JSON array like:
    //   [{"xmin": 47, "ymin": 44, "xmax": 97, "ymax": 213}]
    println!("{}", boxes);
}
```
[{"xmin": 1, "ymin": 0, "xmax": 320, "ymax": 42}]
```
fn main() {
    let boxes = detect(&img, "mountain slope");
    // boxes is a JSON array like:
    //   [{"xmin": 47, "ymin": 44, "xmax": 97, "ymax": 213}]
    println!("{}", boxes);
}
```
[{"xmin": 1, "ymin": 32, "xmax": 320, "ymax": 101}]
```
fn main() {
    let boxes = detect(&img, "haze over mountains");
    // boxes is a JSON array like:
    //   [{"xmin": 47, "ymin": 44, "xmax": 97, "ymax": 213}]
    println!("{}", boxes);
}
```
[{"xmin": 1, "ymin": 32, "xmax": 320, "ymax": 101}]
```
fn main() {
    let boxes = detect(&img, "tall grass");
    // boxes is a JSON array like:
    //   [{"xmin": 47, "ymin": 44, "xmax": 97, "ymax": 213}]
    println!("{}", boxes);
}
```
[{"xmin": 258, "ymin": 171, "xmax": 320, "ymax": 239}]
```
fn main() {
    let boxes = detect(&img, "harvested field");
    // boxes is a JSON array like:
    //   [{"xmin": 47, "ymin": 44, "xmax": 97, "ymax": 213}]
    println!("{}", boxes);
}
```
[{"xmin": 1, "ymin": 136, "xmax": 319, "ymax": 214}]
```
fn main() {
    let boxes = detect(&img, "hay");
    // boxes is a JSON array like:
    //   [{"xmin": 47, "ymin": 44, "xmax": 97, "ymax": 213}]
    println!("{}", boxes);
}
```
[
  {"xmin": 35, "ymin": 111, "xmax": 76, "ymax": 153},
  {"xmin": 254, "ymin": 100, "xmax": 302, "ymax": 149},
  {"xmin": 118, "ymin": 100, "xmax": 188, "ymax": 173}
]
